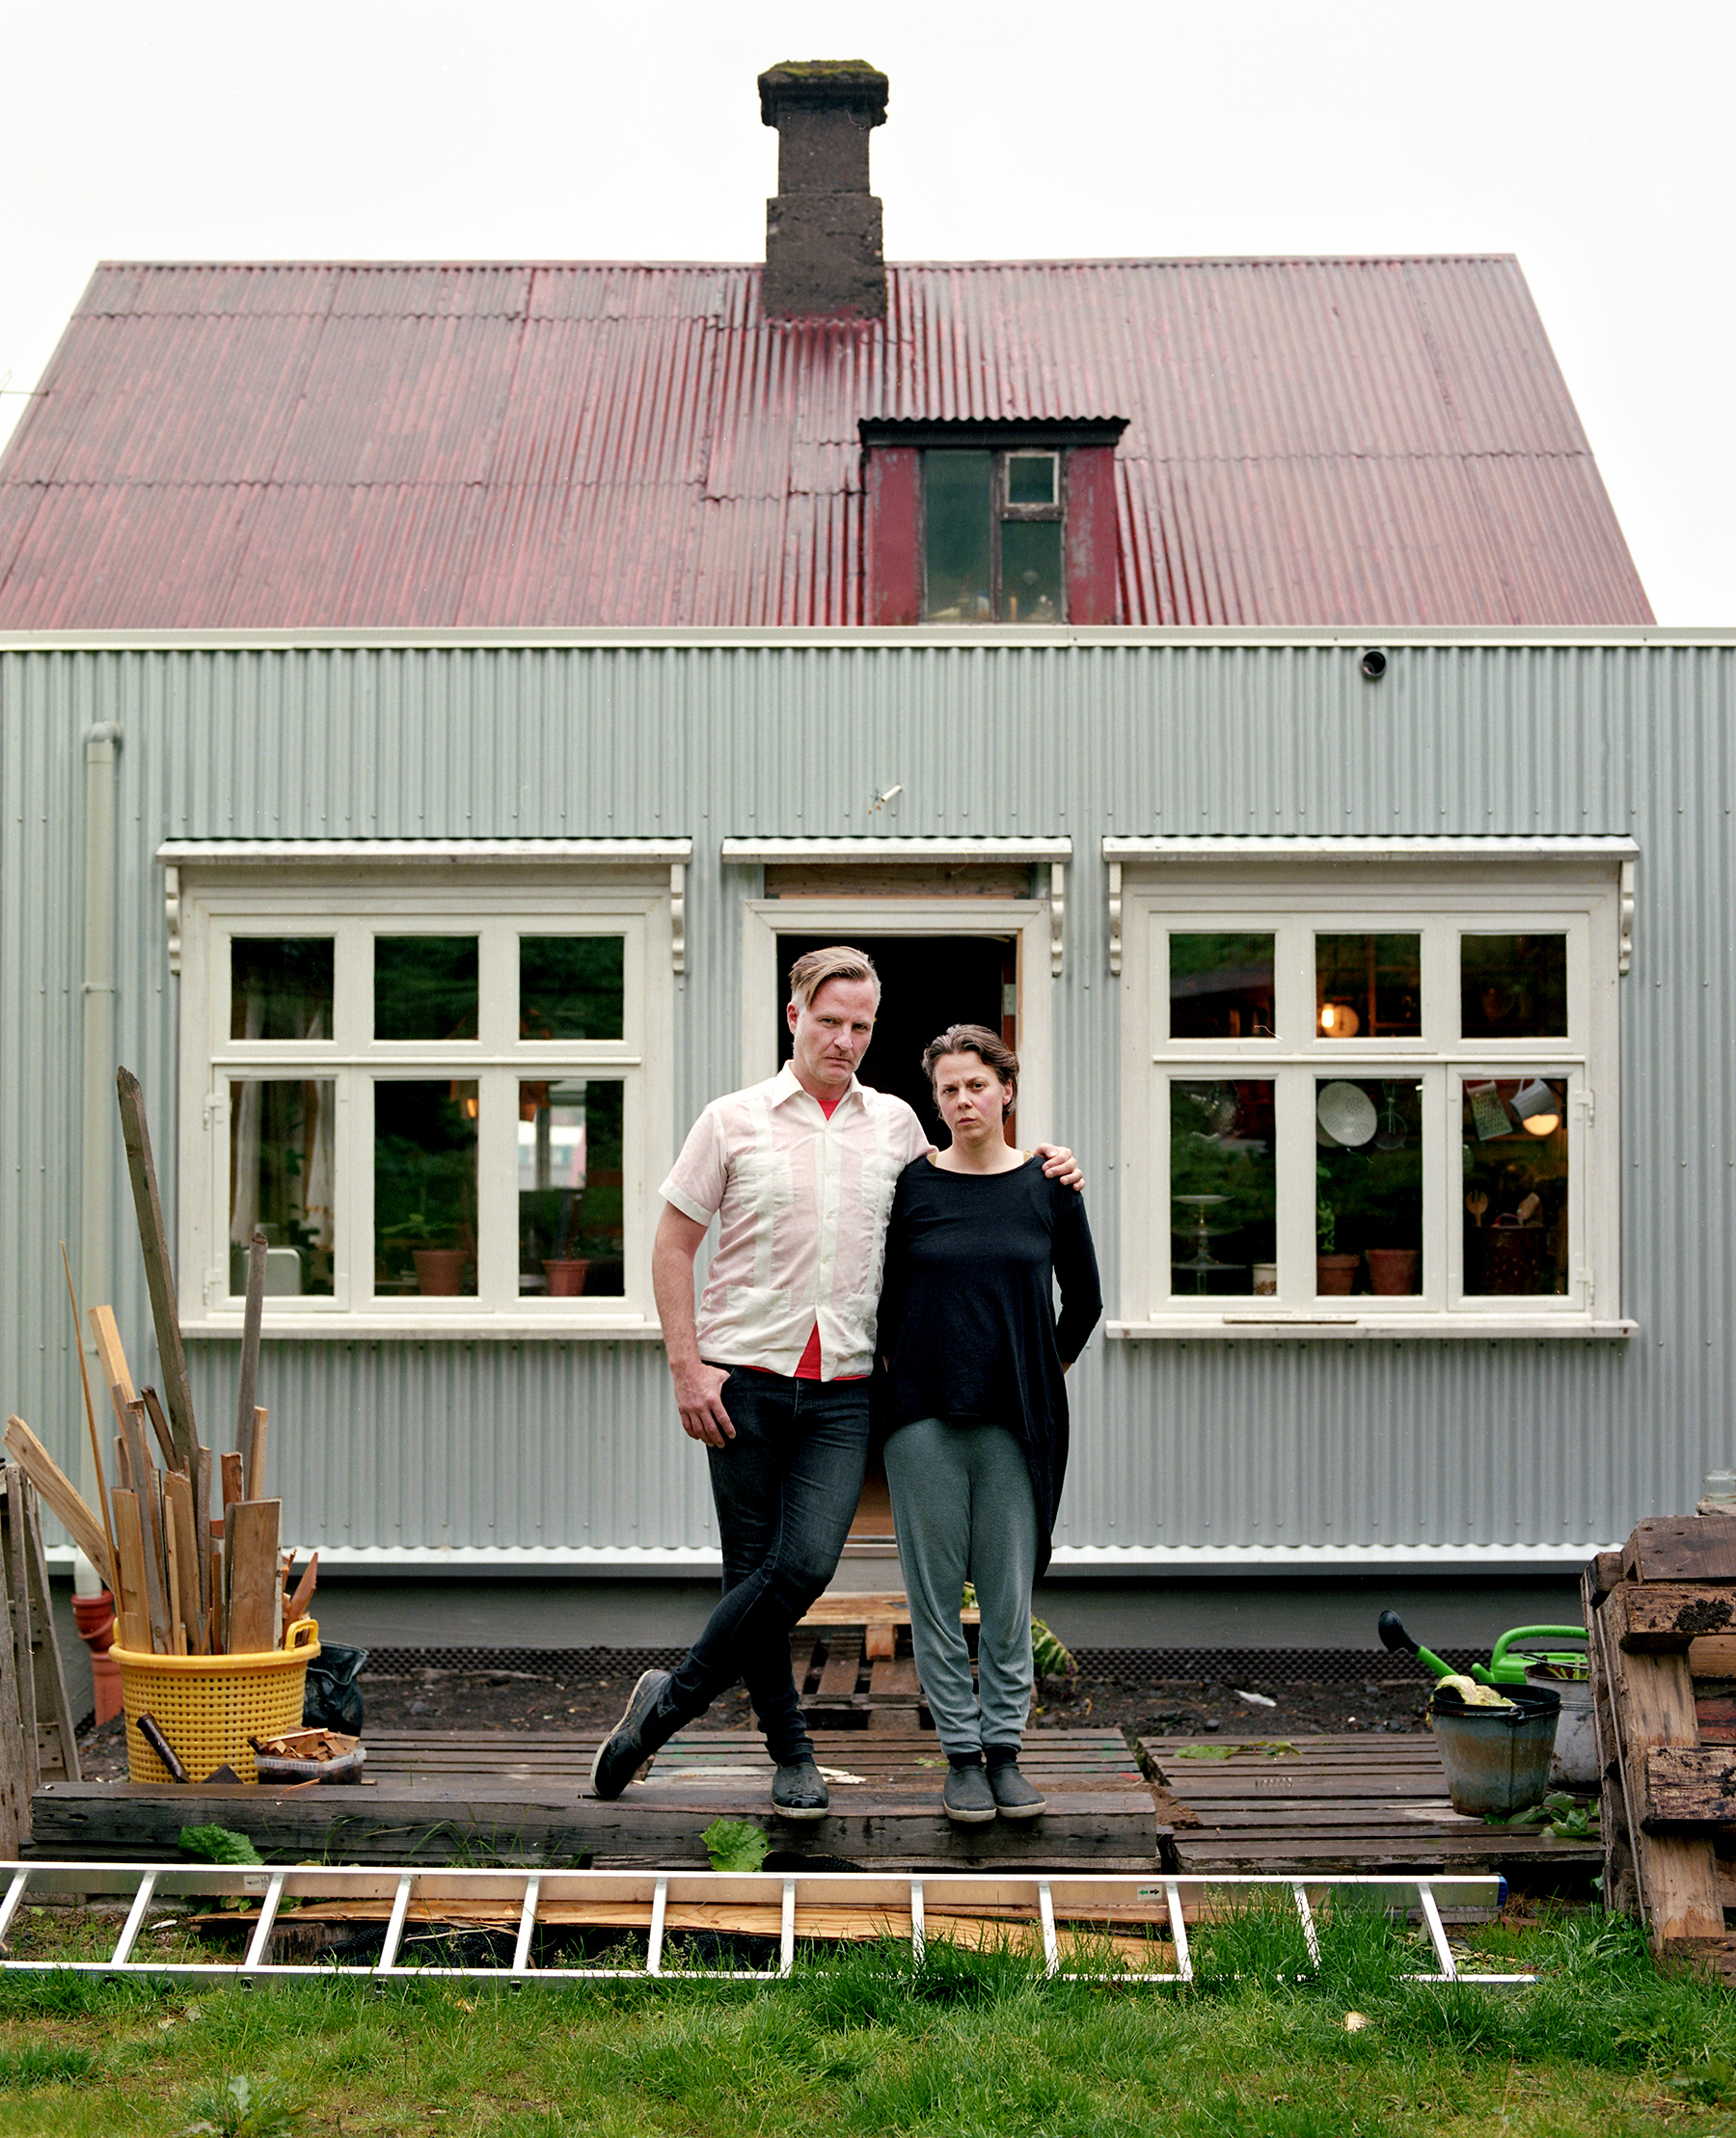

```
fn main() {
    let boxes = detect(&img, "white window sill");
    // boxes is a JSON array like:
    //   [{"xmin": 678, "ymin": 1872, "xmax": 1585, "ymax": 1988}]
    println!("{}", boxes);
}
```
[
  {"xmin": 181, "ymin": 1314, "xmax": 665, "ymax": 1342},
  {"xmin": 1108, "ymin": 1315, "xmax": 1636, "ymax": 1341}
]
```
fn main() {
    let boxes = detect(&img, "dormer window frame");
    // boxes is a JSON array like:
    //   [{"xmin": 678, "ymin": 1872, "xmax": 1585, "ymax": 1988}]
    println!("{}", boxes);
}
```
[{"xmin": 860, "ymin": 418, "xmax": 1127, "ymax": 630}]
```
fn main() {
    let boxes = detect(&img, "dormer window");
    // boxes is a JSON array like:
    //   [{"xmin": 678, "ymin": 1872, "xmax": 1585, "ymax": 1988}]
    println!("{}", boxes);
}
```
[
  {"xmin": 861, "ymin": 419, "xmax": 1126, "ymax": 629},
  {"xmin": 924, "ymin": 450, "xmax": 1065, "ymax": 623}
]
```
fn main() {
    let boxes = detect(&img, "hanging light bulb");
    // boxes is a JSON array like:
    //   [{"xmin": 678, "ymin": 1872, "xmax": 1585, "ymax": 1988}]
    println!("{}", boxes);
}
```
[
  {"xmin": 1511, "ymin": 1078, "xmax": 1560, "ymax": 1137},
  {"xmin": 1318, "ymin": 999, "xmax": 1361, "ymax": 1037}
]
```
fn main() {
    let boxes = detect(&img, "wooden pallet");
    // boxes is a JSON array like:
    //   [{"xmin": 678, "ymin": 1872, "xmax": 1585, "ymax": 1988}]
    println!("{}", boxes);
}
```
[
  {"xmin": 1586, "ymin": 1515, "xmax": 1736, "ymax": 1965},
  {"xmin": 1141, "ymin": 1734, "xmax": 1603, "ymax": 1880},
  {"xmin": 793, "ymin": 1590, "xmax": 978, "ymax": 1729},
  {"xmin": 29, "ymin": 1726, "xmax": 1164, "ymax": 1872}
]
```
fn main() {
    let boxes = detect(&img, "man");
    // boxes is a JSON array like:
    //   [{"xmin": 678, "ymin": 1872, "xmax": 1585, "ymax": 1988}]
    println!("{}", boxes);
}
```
[{"xmin": 589, "ymin": 945, "xmax": 1081, "ymax": 1815}]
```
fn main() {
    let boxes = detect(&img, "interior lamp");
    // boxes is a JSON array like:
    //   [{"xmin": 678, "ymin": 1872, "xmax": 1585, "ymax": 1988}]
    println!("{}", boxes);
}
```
[
  {"xmin": 1512, "ymin": 1078, "xmax": 1560, "ymax": 1137},
  {"xmin": 1318, "ymin": 1000, "xmax": 1361, "ymax": 1037}
]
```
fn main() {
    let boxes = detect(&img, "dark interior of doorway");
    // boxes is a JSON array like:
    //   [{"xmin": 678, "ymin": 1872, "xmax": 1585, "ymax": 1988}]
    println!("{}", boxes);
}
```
[
  {"xmin": 774, "ymin": 932, "xmax": 1017, "ymax": 1146},
  {"xmin": 776, "ymin": 930, "xmax": 1020, "ymax": 1543}
]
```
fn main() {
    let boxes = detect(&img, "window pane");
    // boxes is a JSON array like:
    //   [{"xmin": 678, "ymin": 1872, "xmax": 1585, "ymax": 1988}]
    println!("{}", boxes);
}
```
[
  {"xmin": 228, "ymin": 1079, "xmax": 335, "ymax": 1297},
  {"xmin": 924, "ymin": 451, "xmax": 993, "ymax": 621},
  {"xmin": 1007, "ymin": 451, "xmax": 1058, "ymax": 506},
  {"xmin": 1315, "ymin": 1078, "xmax": 1424, "ymax": 1296},
  {"xmin": 520, "ymin": 936, "xmax": 624, "ymax": 1042},
  {"xmin": 231, "ymin": 938, "xmax": 334, "ymax": 1042},
  {"xmin": 1315, "ymin": 933, "xmax": 1421, "ymax": 1039},
  {"xmin": 1170, "ymin": 933, "xmax": 1275, "ymax": 1040},
  {"xmin": 1169, "ymin": 1079, "xmax": 1275, "ymax": 1297},
  {"xmin": 1460, "ymin": 934, "xmax": 1567, "ymax": 1039},
  {"xmin": 374, "ymin": 936, "xmax": 478, "ymax": 1041},
  {"xmin": 374, "ymin": 1080, "xmax": 477, "ymax": 1295},
  {"xmin": 518, "ymin": 1079, "xmax": 626, "ymax": 1298},
  {"xmin": 1461, "ymin": 1076, "xmax": 1568, "ymax": 1296},
  {"xmin": 998, "ymin": 518, "xmax": 1062, "ymax": 623}
]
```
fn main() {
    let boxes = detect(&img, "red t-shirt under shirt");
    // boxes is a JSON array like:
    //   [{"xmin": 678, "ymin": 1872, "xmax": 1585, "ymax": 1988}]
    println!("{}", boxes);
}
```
[{"xmin": 794, "ymin": 1095, "xmax": 865, "ymax": 1380}]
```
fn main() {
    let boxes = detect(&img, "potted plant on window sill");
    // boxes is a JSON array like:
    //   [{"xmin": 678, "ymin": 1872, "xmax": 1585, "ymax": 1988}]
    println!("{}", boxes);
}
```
[
  {"xmin": 382, "ymin": 1215, "xmax": 472, "ymax": 1296},
  {"xmin": 1316, "ymin": 1194, "xmax": 1359, "ymax": 1295},
  {"xmin": 1364, "ymin": 1245, "xmax": 1421, "ymax": 1295}
]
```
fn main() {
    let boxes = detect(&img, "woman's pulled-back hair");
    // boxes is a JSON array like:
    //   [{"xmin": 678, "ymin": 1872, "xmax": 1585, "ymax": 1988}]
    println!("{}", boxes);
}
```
[{"xmin": 921, "ymin": 1023, "xmax": 1019, "ymax": 1116}]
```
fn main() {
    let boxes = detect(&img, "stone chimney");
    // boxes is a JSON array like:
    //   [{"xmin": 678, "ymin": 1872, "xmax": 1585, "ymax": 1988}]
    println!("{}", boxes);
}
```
[{"xmin": 758, "ymin": 62, "xmax": 889, "ymax": 320}]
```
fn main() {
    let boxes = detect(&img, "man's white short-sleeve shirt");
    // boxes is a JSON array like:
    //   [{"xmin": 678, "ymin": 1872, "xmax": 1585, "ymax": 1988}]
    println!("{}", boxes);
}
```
[{"xmin": 660, "ymin": 1063, "xmax": 930, "ymax": 1378}]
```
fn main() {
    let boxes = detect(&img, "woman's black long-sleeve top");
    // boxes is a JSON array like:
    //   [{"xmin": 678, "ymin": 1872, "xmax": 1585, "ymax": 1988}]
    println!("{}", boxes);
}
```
[{"xmin": 875, "ymin": 1155, "xmax": 1101, "ymax": 1577}]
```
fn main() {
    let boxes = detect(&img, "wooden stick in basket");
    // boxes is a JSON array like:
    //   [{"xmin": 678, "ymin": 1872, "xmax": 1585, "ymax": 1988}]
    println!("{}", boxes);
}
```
[
  {"xmin": 108, "ymin": 1489, "xmax": 150, "ymax": 1652},
  {"xmin": 2, "ymin": 1416, "xmax": 112, "ymax": 1593},
  {"xmin": 60, "ymin": 1244, "xmax": 118, "ymax": 1590},
  {"xmin": 234, "ymin": 1229, "xmax": 267, "ymax": 1479},
  {"xmin": 89, "ymin": 1305, "xmax": 136, "ymax": 1434},
  {"xmin": 115, "ymin": 1067, "xmax": 201, "ymax": 1477}
]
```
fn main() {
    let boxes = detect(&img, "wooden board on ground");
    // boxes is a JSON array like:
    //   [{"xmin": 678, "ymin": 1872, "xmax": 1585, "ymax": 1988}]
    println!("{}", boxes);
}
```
[
  {"xmin": 1142, "ymin": 1734, "xmax": 1602, "ymax": 1879},
  {"xmin": 27, "ymin": 1727, "xmax": 1164, "ymax": 1872}
]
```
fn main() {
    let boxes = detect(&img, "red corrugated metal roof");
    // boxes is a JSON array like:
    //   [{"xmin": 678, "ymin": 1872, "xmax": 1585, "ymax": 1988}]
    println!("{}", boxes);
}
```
[{"xmin": 0, "ymin": 257, "xmax": 1652, "ymax": 628}]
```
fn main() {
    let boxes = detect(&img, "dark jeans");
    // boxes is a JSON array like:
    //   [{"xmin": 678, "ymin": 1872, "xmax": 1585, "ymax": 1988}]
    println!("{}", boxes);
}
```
[{"xmin": 665, "ymin": 1367, "xmax": 870, "ymax": 1764}]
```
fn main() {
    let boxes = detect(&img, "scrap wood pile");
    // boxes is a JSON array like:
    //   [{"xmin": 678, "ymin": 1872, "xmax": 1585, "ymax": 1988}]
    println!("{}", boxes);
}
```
[
  {"xmin": 1585, "ymin": 1513, "xmax": 1736, "ymax": 1971},
  {"xmin": 4, "ymin": 1069, "xmax": 315, "ymax": 1662}
]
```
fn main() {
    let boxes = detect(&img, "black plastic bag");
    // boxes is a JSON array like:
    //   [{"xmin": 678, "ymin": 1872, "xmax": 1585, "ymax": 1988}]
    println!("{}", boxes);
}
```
[{"xmin": 304, "ymin": 1643, "xmax": 368, "ymax": 1735}]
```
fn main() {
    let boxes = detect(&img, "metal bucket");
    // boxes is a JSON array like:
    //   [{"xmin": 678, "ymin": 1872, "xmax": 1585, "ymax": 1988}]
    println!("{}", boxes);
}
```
[
  {"xmin": 1429, "ymin": 1684, "xmax": 1561, "ymax": 1817},
  {"xmin": 1525, "ymin": 1665, "xmax": 1597, "ymax": 1789}
]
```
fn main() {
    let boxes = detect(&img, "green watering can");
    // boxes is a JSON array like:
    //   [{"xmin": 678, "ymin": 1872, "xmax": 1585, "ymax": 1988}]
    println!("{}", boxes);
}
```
[{"xmin": 1378, "ymin": 1611, "xmax": 1587, "ymax": 1686}]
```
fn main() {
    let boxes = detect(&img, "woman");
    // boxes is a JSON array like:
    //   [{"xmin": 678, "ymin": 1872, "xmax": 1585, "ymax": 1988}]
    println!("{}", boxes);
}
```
[{"xmin": 877, "ymin": 1024, "xmax": 1101, "ymax": 1823}]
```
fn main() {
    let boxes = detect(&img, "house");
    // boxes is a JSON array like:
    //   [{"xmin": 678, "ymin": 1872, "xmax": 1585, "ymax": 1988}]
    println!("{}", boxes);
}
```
[{"xmin": 1, "ymin": 63, "xmax": 1723, "ymax": 1664}]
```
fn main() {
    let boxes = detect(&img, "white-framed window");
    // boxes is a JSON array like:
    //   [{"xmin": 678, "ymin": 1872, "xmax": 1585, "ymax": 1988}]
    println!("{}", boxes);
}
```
[
  {"xmin": 1107, "ymin": 838, "xmax": 1636, "ymax": 1339},
  {"xmin": 161, "ymin": 841, "xmax": 686, "ymax": 1338}
]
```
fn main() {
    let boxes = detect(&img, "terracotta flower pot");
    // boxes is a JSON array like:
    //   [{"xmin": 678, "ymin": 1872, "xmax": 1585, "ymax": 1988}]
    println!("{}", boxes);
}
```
[
  {"xmin": 413, "ymin": 1248, "xmax": 470, "ymax": 1295},
  {"xmin": 542, "ymin": 1258, "xmax": 591, "ymax": 1297},
  {"xmin": 71, "ymin": 1590, "xmax": 116, "ymax": 1653},
  {"xmin": 1365, "ymin": 1247, "xmax": 1421, "ymax": 1296},
  {"xmin": 1316, "ymin": 1252, "xmax": 1361, "ymax": 1296}
]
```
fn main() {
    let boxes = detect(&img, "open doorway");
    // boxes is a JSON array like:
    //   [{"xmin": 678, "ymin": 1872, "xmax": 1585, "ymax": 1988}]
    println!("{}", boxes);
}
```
[
  {"xmin": 776, "ymin": 930, "xmax": 1019, "ymax": 1547},
  {"xmin": 774, "ymin": 931, "xmax": 1019, "ymax": 1144}
]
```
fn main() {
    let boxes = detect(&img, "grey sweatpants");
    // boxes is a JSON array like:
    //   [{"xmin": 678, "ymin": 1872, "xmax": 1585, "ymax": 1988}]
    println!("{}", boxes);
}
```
[{"xmin": 882, "ymin": 1416, "xmax": 1041, "ymax": 1757}]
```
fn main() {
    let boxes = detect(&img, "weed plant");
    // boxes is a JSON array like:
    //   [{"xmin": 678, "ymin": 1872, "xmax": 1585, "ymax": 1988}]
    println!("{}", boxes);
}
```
[{"xmin": 0, "ymin": 1901, "xmax": 1729, "ymax": 2135}]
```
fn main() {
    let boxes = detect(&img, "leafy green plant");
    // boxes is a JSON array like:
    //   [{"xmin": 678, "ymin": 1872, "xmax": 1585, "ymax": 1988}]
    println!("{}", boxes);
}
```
[
  {"xmin": 702, "ymin": 1818, "xmax": 770, "ymax": 1873},
  {"xmin": 184, "ymin": 2073, "xmax": 302, "ymax": 2138},
  {"xmin": 960, "ymin": 1583, "xmax": 1074, "ymax": 1677},
  {"xmin": 179, "ymin": 1824, "xmax": 263, "ymax": 1866}
]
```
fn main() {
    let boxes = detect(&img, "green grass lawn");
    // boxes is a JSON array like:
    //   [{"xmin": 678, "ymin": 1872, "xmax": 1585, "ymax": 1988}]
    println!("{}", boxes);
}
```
[{"xmin": 0, "ymin": 1905, "xmax": 1729, "ymax": 2137}]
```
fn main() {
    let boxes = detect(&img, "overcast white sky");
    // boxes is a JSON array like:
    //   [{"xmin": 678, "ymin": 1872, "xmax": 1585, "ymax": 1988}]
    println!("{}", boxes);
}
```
[{"xmin": 2, "ymin": 0, "xmax": 1728, "ymax": 621}]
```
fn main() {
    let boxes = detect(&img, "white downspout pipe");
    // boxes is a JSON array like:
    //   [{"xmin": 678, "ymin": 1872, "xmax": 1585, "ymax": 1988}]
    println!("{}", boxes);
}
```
[{"xmin": 78, "ymin": 720, "xmax": 122, "ymax": 1551}]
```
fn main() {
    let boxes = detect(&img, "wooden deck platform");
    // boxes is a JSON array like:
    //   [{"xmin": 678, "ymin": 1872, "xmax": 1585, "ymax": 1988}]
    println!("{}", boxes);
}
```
[
  {"xmin": 1143, "ymin": 1734, "xmax": 1603, "ymax": 1881},
  {"xmin": 29, "ymin": 1727, "xmax": 1163, "ymax": 1872}
]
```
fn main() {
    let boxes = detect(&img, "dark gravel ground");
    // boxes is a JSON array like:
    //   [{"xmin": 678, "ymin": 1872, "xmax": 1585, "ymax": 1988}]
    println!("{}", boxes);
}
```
[{"xmin": 77, "ymin": 1654, "xmax": 1430, "ymax": 1782}]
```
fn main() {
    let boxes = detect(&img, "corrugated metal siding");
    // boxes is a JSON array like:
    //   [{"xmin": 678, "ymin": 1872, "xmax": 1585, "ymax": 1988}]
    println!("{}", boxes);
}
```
[
  {"xmin": 1, "ymin": 636, "xmax": 1728, "ymax": 1565},
  {"xmin": 0, "ymin": 258, "xmax": 1651, "ymax": 631}
]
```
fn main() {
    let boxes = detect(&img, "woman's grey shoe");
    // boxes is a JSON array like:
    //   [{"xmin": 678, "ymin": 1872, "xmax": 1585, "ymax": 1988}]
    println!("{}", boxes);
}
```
[
  {"xmin": 984, "ymin": 1754, "xmax": 1045, "ymax": 1821},
  {"xmin": 941, "ymin": 1758, "xmax": 997, "ymax": 1824},
  {"xmin": 589, "ymin": 1669, "xmax": 674, "ymax": 1800},
  {"xmin": 772, "ymin": 1756, "xmax": 830, "ymax": 1820}
]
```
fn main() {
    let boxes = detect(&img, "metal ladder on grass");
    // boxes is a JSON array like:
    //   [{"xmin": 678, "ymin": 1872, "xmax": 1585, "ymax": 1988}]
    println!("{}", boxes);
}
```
[{"xmin": 0, "ymin": 1864, "xmax": 1534, "ymax": 1986}]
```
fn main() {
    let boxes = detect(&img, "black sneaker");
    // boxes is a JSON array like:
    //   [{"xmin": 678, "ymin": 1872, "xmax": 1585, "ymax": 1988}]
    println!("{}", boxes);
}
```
[
  {"xmin": 941, "ymin": 1758, "xmax": 997, "ymax": 1825},
  {"xmin": 589, "ymin": 1668, "xmax": 675, "ymax": 1800},
  {"xmin": 772, "ymin": 1755, "xmax": 830, "ymax": 1821},
  {"xmin": 984, "ymin": 1752, "xmax": 1045, "ymax": 1821}
]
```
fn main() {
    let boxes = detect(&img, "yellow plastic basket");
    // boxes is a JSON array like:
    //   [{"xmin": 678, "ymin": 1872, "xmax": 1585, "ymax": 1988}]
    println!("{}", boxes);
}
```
[{"xmin": 113, "ymin": 1618, "xmax": 320, "ymax": 1784}]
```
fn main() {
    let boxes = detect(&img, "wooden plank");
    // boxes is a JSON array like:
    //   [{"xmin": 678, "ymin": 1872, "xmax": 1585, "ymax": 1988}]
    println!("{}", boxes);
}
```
[
  {"xmin": 1588, "ymin": 1565, "xmax": 1640, "ymax": 1917},
  {"xmin": 122, "ymin": 1402, "xmax": 169, "ymax": 1655},
  {"xmin": 88, "ymin": 1306, "xmax": 137, "ymax": 1436},
  {"xmin": 1605, "ymin": 1611, "xmax": 1722, "ymax": 1943},
  {"xmin": 1588, "ymin": 1549, "xmax": 1627, "ymax": 1602},
  {"xmin": 1608, "ymin": 1583, "xmax": 1736, "ymax": 1653},
  {"xmin": 115, "ymin": 1065, "xmax": 201, "ymax": 1475},
  {"xmin": 1641, "ymin": 1746, "xmax": 1736, "ymax": 1827},
  {"xmin": 1, "ymin": 1417, "xmax": 112, "ymax": 1592},
  {"xmin": 248, "ymin": 1407, "xmax": 269, "ymax": 1507},
  {"xmin": 162, "ymin": 1471, "xmax": 208, "ymax": 1657},
  {"xmin": 0, "ymin": 1472, "xmax": 38, "ymax": 1798},
  {"xmin": 138, "ymin": 1388, "xmax": 176, "ymax": 1473},
  {"xmin": 193, "ymin": 1448, "xmax": 212, "ymax": 1624},
  {"xmin": 60, "ymin": 1244, "xmax": 118, "ymax": 1591},
  {"xmin": 17, "ymin": 1477, "xmax": 78, "ymax": 1784},
  {"xmin": 816, "ymin": 1630, "xmax": 863, "ymax": 1700},
  {"xmin": 0, "ymin": 1530, "xmax": 25, "ymax": 1858},
  {"xmin": 109, "ymin": 1492, "xmax": 150, "ymax": 1654},
  {"xmin": 1622, "ymin": 1516, "xmax": 1736, "ymax": 1585},
  {"xmin": 1691, "ymin": 1635, "xmax": 1736, "ymax": 1677},
  {"xmin": 226, "ymin": 1501, "xmax": 282, "ymax": 1655},
  {"xmin": 234, "ymin": 1229, "xmax": 268, "ymax": 1489}
]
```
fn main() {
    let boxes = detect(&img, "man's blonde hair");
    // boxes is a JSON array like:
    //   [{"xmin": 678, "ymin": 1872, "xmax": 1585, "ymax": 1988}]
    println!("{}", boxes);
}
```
[{"xmin": 788, "ymin": 945, "xmax": 881, "ymax": 1011}]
